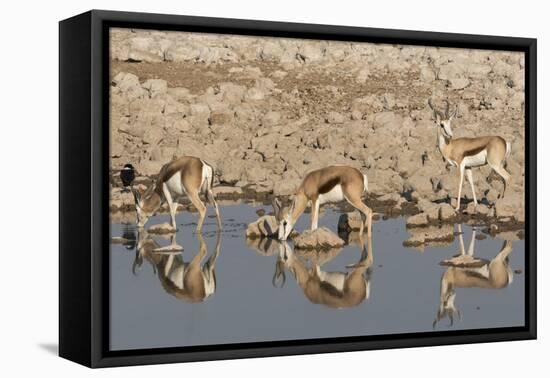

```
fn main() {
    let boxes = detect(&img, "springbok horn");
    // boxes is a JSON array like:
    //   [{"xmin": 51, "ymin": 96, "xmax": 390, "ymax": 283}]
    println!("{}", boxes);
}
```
[
  {"xmin": 428, "ymin": 99, "xmax": 442, "ymax": 119},
  {"xmin": 444, "ymin": 100, "xmax": 450, "ymax": 118}
]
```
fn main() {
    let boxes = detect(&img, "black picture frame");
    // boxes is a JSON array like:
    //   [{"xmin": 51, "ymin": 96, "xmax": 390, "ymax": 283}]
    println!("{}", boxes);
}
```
[{"xmin": 59, "ymin": 9, "xmax": 537, "ymax": 368}]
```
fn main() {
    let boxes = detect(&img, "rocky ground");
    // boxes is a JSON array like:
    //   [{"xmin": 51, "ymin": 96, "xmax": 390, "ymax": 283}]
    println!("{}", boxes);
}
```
[{"xmin": 109, "ymin": 28, "xmax": 526, "ymax": 236}]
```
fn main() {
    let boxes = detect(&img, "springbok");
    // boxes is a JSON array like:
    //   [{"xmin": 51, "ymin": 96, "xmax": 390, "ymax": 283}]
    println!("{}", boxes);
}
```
[
  {"xmin": 428, "ymin": 99, "xmax": 512, "ymax": 211},
  {"xmin": 273, "ymin": 165, "xmax": 372, "ymax": 240},
  {"xmin": 433, "ymin": 224, "xmax": 514, "ymax": 328},
  {"xmin": 272, "ymin": 235, "xmax": 373, "ymax": 308},
  {"xmin": 133, "ymin": 231, "xmax": 221, "ymax": 303},
  {"xmin": 132, "ymin": 156, "xmax": 222, "ymax": 232}
]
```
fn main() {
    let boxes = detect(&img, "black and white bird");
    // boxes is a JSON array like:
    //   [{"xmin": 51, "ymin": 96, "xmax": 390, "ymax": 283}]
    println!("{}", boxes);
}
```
[{"xmin": 120, "ymin": 163, "xmax": 135, "ymax": 192}]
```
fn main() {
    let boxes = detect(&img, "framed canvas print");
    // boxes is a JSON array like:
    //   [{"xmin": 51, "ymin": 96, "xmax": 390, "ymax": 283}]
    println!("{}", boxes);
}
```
[{"xmin": 59, "ymin": 10, "xmax": 537, "ymax": 368}]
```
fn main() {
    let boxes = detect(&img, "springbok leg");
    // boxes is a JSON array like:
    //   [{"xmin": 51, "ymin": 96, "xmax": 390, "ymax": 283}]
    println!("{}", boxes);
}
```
[
  {"xmin": 456, "ymin": 165, "xmax": 465, "ymax": 211},
  {"xmin": 310, "ymin": 198, "xmax": 320, "ymax": 230},
  {"xmin": 465, "ymin": 169, "xmax": 478, "ymax": 206},
  {"xmin": 162, "ymin": 183, "xmax": 178, "ymax": 231},
  {"xmin": 187, "ymin": 190, "xmax": 207, "ymax": 233}
]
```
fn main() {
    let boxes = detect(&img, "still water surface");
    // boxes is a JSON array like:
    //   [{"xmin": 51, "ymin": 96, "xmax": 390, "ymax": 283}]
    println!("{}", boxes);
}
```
[{"xmin": 110, "ymin": 204, "xmax": 524, "ymax": 351}]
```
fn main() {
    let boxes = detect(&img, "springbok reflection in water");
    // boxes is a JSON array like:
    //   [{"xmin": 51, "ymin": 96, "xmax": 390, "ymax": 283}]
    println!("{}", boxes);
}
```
[
  {"xmin": 271, "ymin": 234, "xmax": 374, "ymax": 309},
  {"xmin": 133, "ymin": 230, "xmax": 221, "ymax": 303},
  {"xmin": 433, "ymin": 224, "xmax": 514, "ymax": 328}
]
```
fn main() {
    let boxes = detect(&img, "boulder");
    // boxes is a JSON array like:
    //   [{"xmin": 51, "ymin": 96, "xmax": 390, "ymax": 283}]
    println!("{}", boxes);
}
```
[
  {"xmin": 142, "ymin": 79, "xmax": 168, "ymax": 98},
  {"xmin": 246, "ymin": 215, "xmax": 279, "ymax": 239},
  {"xmin": 438, "ymin": 203, "xmax": 457, "ymax": 222},
  {"xmin": 450, "ymin": 77, "xmax": 470, "ymax": 90},
  {"xmin": 148, "ymin": 222, "xmax": 177, "ymax": 234},
  {"xmin": 419, "ymin": 67, "xmax": 436, "ymax": 82},
  {"xmin": 377, "ymin": 192, "xmax": 401, "ymax": 203},
  {"xmin": 293, "ymin": 227, "xmax": 345, "ymax": 250},
  {"xmin": 403, "ymin": 225, "xmax": 455, "ymax": 248},
  {"xmin": 406, "ymin": 213, "xmax": 429, "ymax": 228},
  {"xmin": 495, "ymin": 192, "xmax": 523, "ymax": 218},
  {"xmin": 325, "ymin": 111, "xmax": 346, "ymax": 124},
  {"xmin": 127, "ymin": 37, "xmax": 165, "ymax": 63},
  {"xmin": 261, "ymin": 111, "xmax": 281, "ymax": 127},
  {"xmin": 112, "ymin": 72, "xmax": 147, "ymax": 101}
]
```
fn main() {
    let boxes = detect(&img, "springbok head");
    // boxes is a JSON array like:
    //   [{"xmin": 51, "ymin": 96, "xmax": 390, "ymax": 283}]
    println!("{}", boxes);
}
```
[
  {"xmin": 428, "ymin": 99, "xmax": 458, "ymax": 139},
  {"xmin": 272, "ymin": 241, "xmax": 293, "ymax": 288},
  {"xmin": 433, "ymin": 288, "xmax": 461, "ymax": 329},
  {"xmin": 132, "ymin": 185, "xmax": 162, "ymax": 228},
  {"xmin": 272, "ymin": 198, "xmax": 295, "ymax": 241}
]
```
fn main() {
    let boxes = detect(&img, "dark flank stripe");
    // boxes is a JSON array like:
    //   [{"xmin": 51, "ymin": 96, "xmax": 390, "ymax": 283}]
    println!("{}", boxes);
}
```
[
  {"xmin": 463, "ymin": 145, "xmax": 487, "ymax": 158},
  {"xmin": 318, "ymin": 177, "xmax": 341, "ymax": 194}
]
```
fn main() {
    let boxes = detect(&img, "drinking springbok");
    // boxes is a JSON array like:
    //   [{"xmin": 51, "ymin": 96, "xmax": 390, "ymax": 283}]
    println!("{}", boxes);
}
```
[
  {"xmin": 133, "ymin": 231, "xmax": 221, "ymax": 303},
  {"xmin": 132, "ymin": 156, "xmax": 222, "ymax": 231},
  {"xmin": 433, "ymin": 225, "xmax": 514, "ymax": 328},
  {"xmin": 428, "ymin": 99, "xmax": 512, "ymax": 211},
  {"xmin": 273, "ymin": 165, "xmax": 372, "ymax": 240},
  {"xmin": 272, "ymin": 236, "xmax": 373, "ymax": 308}
]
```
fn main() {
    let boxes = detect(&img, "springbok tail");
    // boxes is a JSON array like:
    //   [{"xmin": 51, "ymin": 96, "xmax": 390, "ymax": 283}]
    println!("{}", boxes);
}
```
[
  {"xmin": 363, "ymin": 174, "xmax": 369, "ymax": 194},
  {"xmin": 200, "ymin": 159, "xmax": 215, "ymax": 193},
  {"xmin": 505, "ymin": 141, "xmax": 512, "ymax": 160}
]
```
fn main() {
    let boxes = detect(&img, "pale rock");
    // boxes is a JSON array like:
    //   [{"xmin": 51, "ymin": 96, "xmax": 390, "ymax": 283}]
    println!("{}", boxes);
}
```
[
  {"xmin": 406, "ymin": 213, "xmax": 429, "ymax": 227},
  {"xmin": 495, "ymin": 192, "xmax": 523, "ymax": 218},
  {"xmin": 403, "ymin": 225, "xmax": 455, "ymax": 247},
  {"xmin": 148, "ymin": 222, "xmax": 177, "ymax": 234},
  {"xmin": 439, "ymin": 203, "xmax": 456, "ymax": 221},
  {"xmin": 293, "ymin": 227, "xmax": 345, "ymax": 250},
  {"xmin": 262, "ymin": 111, "xmax": 281, "ymax": 127},
  {"xmin": 142, "ymin": 79, "xmax": 168, "ymax": 98},
  {"xmin": 325, "ymin": 111, "xmax": 346, "ymax": 124},
  {"xmin": 450, "ymin": 77, "xmax": 470, "ymax": 90},
  {"xmin": 246, "ymin": 215, "xmax": 279, "ymax": 239}
]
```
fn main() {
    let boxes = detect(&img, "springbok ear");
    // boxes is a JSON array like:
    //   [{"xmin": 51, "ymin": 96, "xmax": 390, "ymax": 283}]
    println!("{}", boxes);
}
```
[
  {"xmin": 435, "ymin": 112, "xmax": 441, "ymax": 124},
  {"xmin": 272, "ymin": 198, "xmax": 282, "ymax": 218}
]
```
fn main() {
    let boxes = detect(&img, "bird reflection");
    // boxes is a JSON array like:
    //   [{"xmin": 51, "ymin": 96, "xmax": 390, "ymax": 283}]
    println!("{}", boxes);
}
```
[
  {"xmin": 433, "ymin": 224, "xmax": 515, "ymax": 329},
  {"xmin": 121, "ymin": 225, "xmax": 137, "ymax": 250},
  {"xmin": 132, "ymin": 230, "xmax": 221, "ymax": 303},
  {"xmin": 267, "ymin": 234, "xmax": 374, "ymax": 309}
]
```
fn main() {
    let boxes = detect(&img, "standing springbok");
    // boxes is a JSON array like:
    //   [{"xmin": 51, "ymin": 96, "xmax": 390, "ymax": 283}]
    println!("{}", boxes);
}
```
[
  {"xmin": 273, "ymin": 165, "xmax": 372, "ymax": 240},
  {"xmin": 433, "ymin": 224, "xmax": 514, "ymax": 328},
  {"xmin": 428, "ymin": 99, "xmax": 512, "ymax": 211},
  {"xmin": 272, "ymin": 236, "xmax": 373, "ymax": 308},
  {"xmin": 132, "ymin": 156, "xmax": 222, "ymax": 231}
]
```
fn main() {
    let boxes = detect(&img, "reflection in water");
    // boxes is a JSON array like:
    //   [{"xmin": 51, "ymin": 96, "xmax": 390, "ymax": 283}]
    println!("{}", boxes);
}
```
[
  {"xmin": 251, "ymin": 234, "xmax": 374, "ymax": 309},
  {"xmin": 132, "ymin": 230, "xmax": 221, "ymax": 303},
  {"xmin": 121, "ymin": 224, "xmax": 137, "ymax": 250},
  {"xmin": 433, "ymin": 225, "xmax": 514, "ymax": 328},
  {"xmin": 110, "ymin": 207, "xmax": 525, "ymax": 350}
]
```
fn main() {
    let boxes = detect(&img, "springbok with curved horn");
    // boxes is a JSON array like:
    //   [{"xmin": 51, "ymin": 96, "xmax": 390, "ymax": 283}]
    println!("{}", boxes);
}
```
[
  {"xmin": 132, "ymin": 156, "xmax": 222, "ymax": 231},
  {"xmin": 272, "ymin": 165, "xmax": 372, "ymax": 240},
  {"xmin": 428, "ymin": 99, "xmax": 512, "ymax": 211},
  {"xmin": 433, "ymin": 225, "xmax": 514, "ymax": 328}
]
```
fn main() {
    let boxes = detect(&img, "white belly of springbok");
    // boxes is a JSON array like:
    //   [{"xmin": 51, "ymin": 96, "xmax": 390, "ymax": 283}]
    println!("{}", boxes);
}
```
[{"xmin": 319, "ymin": 184, "xmax": 345, "ymax": 205}]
